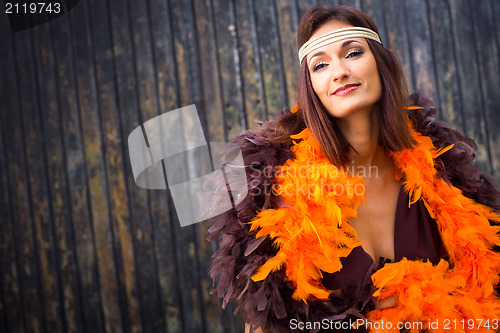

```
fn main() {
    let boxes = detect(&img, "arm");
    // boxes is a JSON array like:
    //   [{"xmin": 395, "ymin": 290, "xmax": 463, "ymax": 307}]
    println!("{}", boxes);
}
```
[{"xmin": 208, "ymin": 118, "xmax": 298, "ymax": 331}]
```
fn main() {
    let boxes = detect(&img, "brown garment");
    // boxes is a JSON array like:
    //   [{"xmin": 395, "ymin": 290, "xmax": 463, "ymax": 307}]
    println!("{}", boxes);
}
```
[{"xmin": 321, "ymin": 186, "xmax": 444, "ymax": 311}]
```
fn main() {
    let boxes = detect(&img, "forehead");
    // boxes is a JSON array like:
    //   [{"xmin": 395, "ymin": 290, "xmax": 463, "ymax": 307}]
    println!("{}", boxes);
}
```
[{"xmin": 310, "ymin": 20, "xmax": 354, "ymax": 39}]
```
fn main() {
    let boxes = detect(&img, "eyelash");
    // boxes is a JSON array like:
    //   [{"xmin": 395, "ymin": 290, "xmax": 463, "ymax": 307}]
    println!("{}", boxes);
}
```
[
  {"xmin": 312, "ymin": 49, "xmax": 364, "ymax": 72},
  {"xmin": 347, "ymin": 49, "xmax": 363, "ymax": 58},
  {"xmin": 313, "ymin": 62, "xmax": 328, "ymax": 72}
]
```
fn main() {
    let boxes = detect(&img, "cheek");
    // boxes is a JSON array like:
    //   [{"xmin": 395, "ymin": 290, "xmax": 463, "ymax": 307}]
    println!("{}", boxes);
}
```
[
  {"xmin": 310, "ymin": 72, "xmax": 330, "ymax": 96},
  {"xmin": 373, "ymin": 71, "xmax": 383, "ymax": 99},
  {"xmin": 369, "ymin": 70, "xmax": 382, "ymax": 95},
  {"xmin": 365, "ymin": 60, "xmax": 382, "ymax": 96}
]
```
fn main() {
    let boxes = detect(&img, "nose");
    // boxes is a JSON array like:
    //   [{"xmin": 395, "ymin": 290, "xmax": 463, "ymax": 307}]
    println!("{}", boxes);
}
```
[{"xmin": 331, "ymin": 60, "xmax": 349, "ymax": 82}]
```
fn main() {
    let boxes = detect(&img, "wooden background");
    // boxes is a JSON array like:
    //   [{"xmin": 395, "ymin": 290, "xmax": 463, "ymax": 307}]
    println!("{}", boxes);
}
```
[{"xmin": 1, "ymin": 0, "xmax": 499, "ymax": 332}]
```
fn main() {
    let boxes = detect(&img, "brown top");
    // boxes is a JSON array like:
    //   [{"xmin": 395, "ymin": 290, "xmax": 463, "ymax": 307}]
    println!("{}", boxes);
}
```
[{"xmin": 320, "ymin": 186, "xmax": 445, "ymax": 315}]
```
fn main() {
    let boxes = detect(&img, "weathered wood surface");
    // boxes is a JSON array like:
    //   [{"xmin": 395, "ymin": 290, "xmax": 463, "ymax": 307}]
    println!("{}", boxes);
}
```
[{"xmin": 1, "ymin": 0, "xmax": 499, "ymax": 332}]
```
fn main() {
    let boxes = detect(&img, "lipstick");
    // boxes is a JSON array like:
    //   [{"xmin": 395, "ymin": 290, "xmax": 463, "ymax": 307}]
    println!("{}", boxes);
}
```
[{"xmin": 333, "ymin": 84, "xmax": 360, "ymax": 96}]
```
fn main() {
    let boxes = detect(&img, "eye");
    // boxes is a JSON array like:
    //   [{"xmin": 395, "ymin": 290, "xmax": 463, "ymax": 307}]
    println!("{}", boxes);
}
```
[
  {"xmin": 312, "ymin": 62, "xmax": 328, "ymax": 72},
  {"xmin": 346, "ymin": 50, "xmax": 364, "ymax": 58}
]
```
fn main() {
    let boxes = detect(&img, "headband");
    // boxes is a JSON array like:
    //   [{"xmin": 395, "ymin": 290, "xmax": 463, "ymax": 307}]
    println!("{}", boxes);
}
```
[{"xmin": 298, "ymin": 27, "xmax": 382, "ymax": 64}]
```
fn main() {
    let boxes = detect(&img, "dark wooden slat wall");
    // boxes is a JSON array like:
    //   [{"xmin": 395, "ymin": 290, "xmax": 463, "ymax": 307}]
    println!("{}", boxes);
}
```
[
  {"xmin": 1, "ymin": 14, "xmax": 28, "ymax": 333},
  {"xmin": 0, "ymin": 118, "xmax": 9, "ymax": 333},
  {"xmin": 85, "ymin": 0, "xmax": 125, "ymax": 331},
  {"xmin": 1, "ymin": 0, "xmax": 499, "ymax": 332},
  {"xmin": 70, "ymin": 2, "xmax": 106, "ymax": 331},
  {"xmin": 471, "ymin": 0, "xmax": 500, "ymax": 175},
  {"xmin": 17, "ymin": 26, "xmax": 62, "ymax": 333}
]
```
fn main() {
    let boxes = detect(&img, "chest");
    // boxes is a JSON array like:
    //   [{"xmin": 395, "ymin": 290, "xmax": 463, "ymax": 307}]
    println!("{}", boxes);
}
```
[{"xmin": 348, "ymin": 174, "xmax": 402, "ymax": 262}]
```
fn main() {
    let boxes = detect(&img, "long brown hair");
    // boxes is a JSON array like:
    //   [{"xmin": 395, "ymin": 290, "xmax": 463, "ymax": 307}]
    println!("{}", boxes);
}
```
[{"xmin": 275, "ymin": 5, "xmax": 415, "ymax": 166}]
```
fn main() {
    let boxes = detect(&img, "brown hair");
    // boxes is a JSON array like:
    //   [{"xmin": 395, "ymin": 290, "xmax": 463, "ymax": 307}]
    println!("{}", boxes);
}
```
[{"xmin": 275, "ymin": 5, "xmax": 415, "ymax": 166}]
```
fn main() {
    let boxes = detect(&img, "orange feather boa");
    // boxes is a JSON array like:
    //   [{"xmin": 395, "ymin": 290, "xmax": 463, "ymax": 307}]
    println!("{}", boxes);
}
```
[{"xmin": 248, "ymin": 112, "xmax": 500, "ymax": 331}]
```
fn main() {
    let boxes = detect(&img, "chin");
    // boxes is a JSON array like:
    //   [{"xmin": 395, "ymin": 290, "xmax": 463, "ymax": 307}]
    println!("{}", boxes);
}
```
[{"xmin": 323, "ymin": 100, "xmax": 375, "ymax": 119}]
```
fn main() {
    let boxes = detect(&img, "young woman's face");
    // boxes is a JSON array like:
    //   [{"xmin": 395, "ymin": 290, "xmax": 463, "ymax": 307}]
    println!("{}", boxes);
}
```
[{"xmin": 306, "ymin": 21, "xmax": 382, "ymax": 119}]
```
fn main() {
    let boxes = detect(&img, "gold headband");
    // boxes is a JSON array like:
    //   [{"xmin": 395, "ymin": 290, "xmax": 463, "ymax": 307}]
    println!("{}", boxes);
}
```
[{"xmin": 298, "ymin": 27, "xmax": 382, "ymax": 64}]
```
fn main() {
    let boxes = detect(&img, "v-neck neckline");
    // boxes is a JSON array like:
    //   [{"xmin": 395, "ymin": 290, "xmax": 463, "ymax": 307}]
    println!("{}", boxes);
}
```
[{"xmin": 358, "ymin": 184, "xmax": 405, "ymax": 264}]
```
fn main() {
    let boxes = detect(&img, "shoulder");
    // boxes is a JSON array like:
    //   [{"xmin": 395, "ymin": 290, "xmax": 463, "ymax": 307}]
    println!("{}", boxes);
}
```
[
  {"xmin": 208, "ymin": 112, "xmax": 307, "ymax": 331},
  {"xmin": 407, "ymin": 92, "xmax": 500, "ymax": 211},
  {"xmin": 230, "ymin": 116, "xmax": 294, "ymax": 175},
  {"xmin": 207, "ymin": 114, "xmax": 294, "ymax": 239}
]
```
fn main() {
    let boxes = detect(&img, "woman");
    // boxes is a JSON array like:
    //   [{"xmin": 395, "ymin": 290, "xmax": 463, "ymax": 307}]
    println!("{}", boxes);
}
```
[{"xmin": 208, "ymin": 5, "xmax": 500, "ymax": 332}]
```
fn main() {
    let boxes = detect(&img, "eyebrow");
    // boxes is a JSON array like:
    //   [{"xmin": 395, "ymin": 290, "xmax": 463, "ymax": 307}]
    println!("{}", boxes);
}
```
[{"xmin": 308, "ymin": 40, "xmax": 362, "ymax": 61}]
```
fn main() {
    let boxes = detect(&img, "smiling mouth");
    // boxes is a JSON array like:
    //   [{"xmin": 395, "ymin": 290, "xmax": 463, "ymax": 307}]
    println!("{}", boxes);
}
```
[{"xmin": 333, "ymin": 84, "xmax": 360, "ymax": 96}]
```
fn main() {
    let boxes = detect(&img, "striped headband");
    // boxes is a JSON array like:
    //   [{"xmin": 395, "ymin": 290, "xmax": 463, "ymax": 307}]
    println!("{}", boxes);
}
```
[{"xmin": 298, "ymin": 27, "xmax": 382, "ymax": 64}]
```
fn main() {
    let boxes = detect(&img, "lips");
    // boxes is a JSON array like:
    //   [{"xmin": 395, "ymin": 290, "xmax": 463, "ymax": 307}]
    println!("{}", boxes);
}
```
[{"xmin": 333, "ymin": 83, "xmax": 360, "ymax": 96}]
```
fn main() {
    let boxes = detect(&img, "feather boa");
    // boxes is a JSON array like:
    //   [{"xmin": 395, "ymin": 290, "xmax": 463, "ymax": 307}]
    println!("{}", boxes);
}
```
[
  {"xmin": 249, "ymin": 126, "xmax": 366, "ymax": 302},
  {"xmin": 208, "ymin": 93, "xmax": 500, "ymax": 332},
  {"xmin": 366, "ymin": 121, "xmax": 500, "ymax": 332}
]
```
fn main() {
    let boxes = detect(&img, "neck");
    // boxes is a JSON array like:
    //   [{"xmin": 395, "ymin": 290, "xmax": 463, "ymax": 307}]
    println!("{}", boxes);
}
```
[{"xmin": 338, "ymin": 105, "xmax": 389, "ymax": 170}]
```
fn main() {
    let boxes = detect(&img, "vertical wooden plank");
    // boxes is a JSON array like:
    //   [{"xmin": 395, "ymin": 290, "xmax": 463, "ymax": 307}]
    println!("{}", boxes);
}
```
[
  {"xmin": 126, "ymin": 0, "xmax": 166, "ymax": 332},
  {"xmin": 317, "ymin": 0, "xmax": 340, "ymax": 7},
  {"xmin": 106, "ymin": 0, "xmax": 146, "ymax": 332},
  {"xmin": 168, "ymin": 0, "xmax": 204, "ymax": 110},
  {"xmin": 426, "ymin": 0, "xmax": 464, "ymax": 129},
  {"xmin": 234, "ymin": 0, "xmax": 267, "ymax": 130},
  {"xmin": 253, "ymin": 0, "xmax": 288, "ymax": 115},
  {"xmin": 469, "ymin": 0, "xmax": 500, "ymax": 176},
  {"xmin": 491, "ymin": 0, "xmax": 500, "ymax": 176},
  {"xmin": 0, "ymin": 19, "xmax": 25, "ymax": 333},
  {"xmin": 68, "ymin": 2, "xmax": 108, "ymax": 332},
  {"xmin": 0, "ymin": 133, "xmax": 24, "ymax": 333},
  {"xmin": 0, "ymin": 110, "xmax": 7, "ymax": 330},
  {"xmin": 4, "ymin": 30, "xmax": 45, "ymax": 333},
  {"xmin": 0, "ymin": 116, "xmax": 8, "ymax": 333},
  {"xmin": 169, "ymin": 1, "xmax": 211, "ymax": 331},
  {"xmin": 192, "ymin": 0, "xmax": 225, "ymax": 141},
  {"xmin": 31, "ymin": 19, "xmax": 79, "ymax": 333},
  {"xmin": 213, "ymin": 0, "xmax": 247, "ymax": 138},
  {"xmin": 50, "ymin": 10, "xmax": 96, "ymax": 333},
  {"xmin": 146, "ymin": 0, "xmax": 184, "ymax": 332},
  {"xmin": 86, "ymin": 0, "xmax": 128, "ymax": 331},
  {"xmin": 381, "ymin": 0, "xmax": 414, "ymax": 92},
  {"xmin": 493, "ymin": 0, "xmax": 500, "ymax": 58},
  {"xmin": 0, "ymin": 273, "xmax": 6, "ymax": 333},
  {"xmin": 339, "ymin": 0, "xmax": 361, "ymax": 9},
  {"xmin": 15, "ymin": 28, "xmax": 63, "ymax": 333},
  {"xmin": 296, "ymin": 0, "xmax": 319, "ymax": 20},
  {"xmin": 403, "ymin": 0, "xmax": 438, "ymax": 102},
  {"xmin": 275, "ymin": 0, "xmax": 300, "ymax": 108},
  {"xmin": 359, "ymin": 0, "xmax": 388, "ymax": 46},
  {"xmin": 0, "ymin": 164, "xmax": 24, "ymax": 333},
  {"xmin": 100, "ymin": 9, "xmax": 142, "ymax": 320},
  {"xmin": 447, "ymin": 0, "xmax": 492, "ymax": 174},
  {"xmin": 0, "ymin": 202, "xmax": 6, "ymax": 333},
  {"xmin": 191, "ymin": 0, "xmax": 234, "ymax": 332},
  {"xmin": 146, "ymin": 0, "xmax": 180, "ymax": 119}
]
